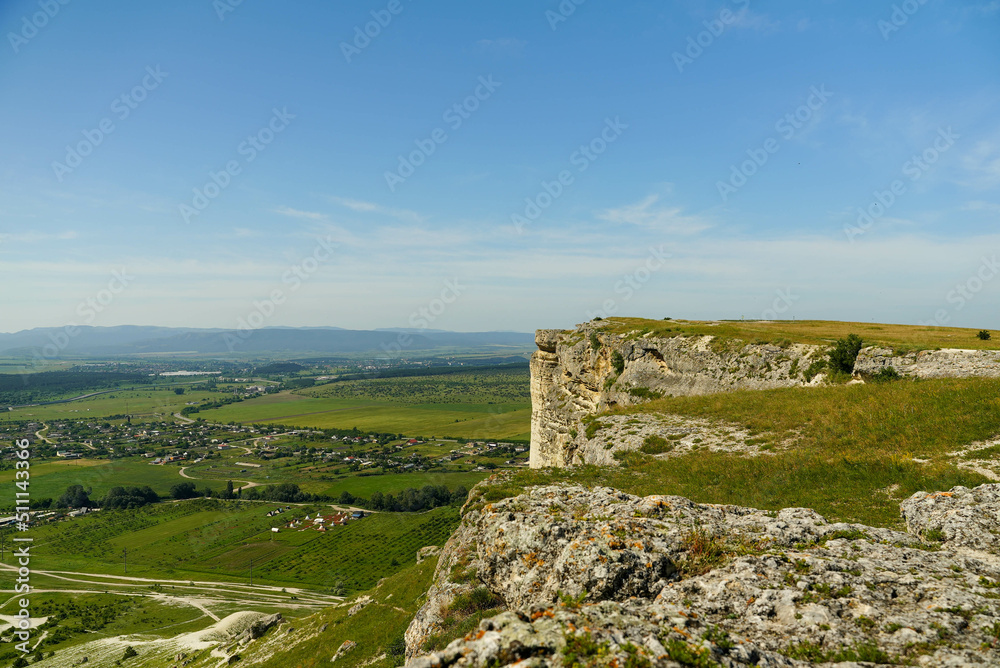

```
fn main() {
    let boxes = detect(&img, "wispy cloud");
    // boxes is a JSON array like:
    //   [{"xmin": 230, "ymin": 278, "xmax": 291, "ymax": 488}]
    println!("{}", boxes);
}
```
[
  {"xmin": 962, "ymin": 200, "xmax": 1000, "ymax": 214},
  {"xmin": 272, "ymin": 206, "xmax": 329, "ymax": 221},
  {"xmin": 959, "ymin": 138, "xmax": 1000, "ymax": 190},
  {"xmin": 326, "ymin": 196, "xmax": 427, "ymax": 223},
  {"xmin": 597, "ymin": 194, "xmax": 712, "ymax": 235},
  {"xmin": 732, "ymin": 10, "xmax": 781, "ymax": 33}
]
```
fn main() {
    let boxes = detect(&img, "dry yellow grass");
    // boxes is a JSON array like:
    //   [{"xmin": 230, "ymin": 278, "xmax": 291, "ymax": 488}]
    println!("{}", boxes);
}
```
[{"xmin": 594, "ymin": 317, "xmax": 1000, "ymax": 352}]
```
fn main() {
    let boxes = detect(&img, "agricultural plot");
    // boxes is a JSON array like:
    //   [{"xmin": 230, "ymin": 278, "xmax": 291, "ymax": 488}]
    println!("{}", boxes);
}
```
[
  {"xmin": 10, "ymin": 498, "xmax": 460, "ymax": 592},
  {"xmin": 2, "ymin": 458, "xmax": 186, "ymax": 501},
  {"xmin": 1, "ymin": 386, "xmax": 218, "ymax": 422},
  {"xmin": 200, "ymin": 394, "xmax": 530, "ymax": 440},
  {"xmin": 252, "ymin": 506, "xmax": 459, "ymax": 591}
]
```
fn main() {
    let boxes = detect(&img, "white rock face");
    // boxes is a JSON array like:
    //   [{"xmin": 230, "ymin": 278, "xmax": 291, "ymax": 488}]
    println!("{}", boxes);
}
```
[
  {"xmin": 530, "ymin": 325, "xmax": 1000, "ymax": 468},
  {"xmin": 854, "ymin": 347, "xmax": 1000, "ymax": 378},
  {"xmin": 406, "ymin": 482, "xmax": 1000, "ymax": 668}
]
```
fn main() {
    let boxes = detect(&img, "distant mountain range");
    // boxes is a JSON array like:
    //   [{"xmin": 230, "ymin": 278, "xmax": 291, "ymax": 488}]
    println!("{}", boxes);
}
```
[{"xmin": 0, "ymin": 326, "xmax": 535, "ymax": 357}]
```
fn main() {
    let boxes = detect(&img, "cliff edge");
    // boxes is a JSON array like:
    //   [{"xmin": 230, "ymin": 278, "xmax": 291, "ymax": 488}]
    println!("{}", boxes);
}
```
[{"xmin": 530, "ymin": 321, "xmax": 1000, "ymax": 468}]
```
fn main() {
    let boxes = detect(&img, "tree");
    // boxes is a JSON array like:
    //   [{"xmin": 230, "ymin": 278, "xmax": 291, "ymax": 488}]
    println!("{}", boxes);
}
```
[
  {"xmin": 611, "ymin": 351, "xmax": 625, "ymax": 375},
  {"xmin": 979, "ymin": 330, "xmax": 991, "ymax": 340},
  {"xmin": 339, "ymin": 491, "xmax": 355, "ymax": 505},
  {"xmin": 57, "ymin": 484, "xmax": 91, "ymax": 509},
  {"xmin": 170, "ymin": 482, "xmax": 199, "ymax": 500},
  {"xmin": 173, "ymin": 387, "xmax": 185, "ymax": 395},
  {"xmin": 102, "ymin": 486, "xmax": 159, "ymax": 510},
  {"xmin": 221, "ymin": 480, "xmax": 235, "ymax": 500},
  {"xmin": 828, "ymin": 334, "xmax": 863, "ymax": 375}
]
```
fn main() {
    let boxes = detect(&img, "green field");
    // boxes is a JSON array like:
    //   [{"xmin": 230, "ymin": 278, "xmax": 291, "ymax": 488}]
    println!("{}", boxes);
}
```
[
  {"xmin": 196, "ymin": 391, "xmax": 530, "ymax": 440},
  {"xmin": 0, "ymin": 386, "xmax": 219, "ymax": 422},
  {"xmin": 4, "ymin": 498, "xmax": 460, "ymax": 592},
  {"xmin": 2, "ymin": 458, "xmax": 187, "ymax": 503}
]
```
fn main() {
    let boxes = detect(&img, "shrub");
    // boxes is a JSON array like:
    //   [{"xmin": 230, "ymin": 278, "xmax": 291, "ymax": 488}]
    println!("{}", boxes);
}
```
[
  {"xmin": 979, "ymin": 330, "xmax": 991, "ymax": 340},
  {"xmin": 639, "ymin": 435, "xmax": 674, "ymax": 455},
  {"xmin": 828, "ymin": 334, "xmax": 863, "ymax": 374},
  {"xmin": 803, "ymin": 359, "xmax": 827, "ymax": 382},
  {"xmin": 611, "ymin": 351, "xmax": 625, "ymax": 375},
  {"xmin": 122, "ymin": 646, "xmax": 138, "ymax": 660},
  {"xmin": 589, "ymin": 332, "xmax": 601, "ymax": 350},
  {"xmin": 869, "ymin": 366, "xmax": 902, "ymax": 383},
  {"xmin": 449, "ymin": 587, "xmax": 503, "ymax": 615}
]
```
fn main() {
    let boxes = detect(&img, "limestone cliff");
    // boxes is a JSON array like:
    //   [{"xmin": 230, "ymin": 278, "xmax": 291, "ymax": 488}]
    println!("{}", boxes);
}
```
[
  {"xmin": 406, "ymin": 479, "xmax": 1000, "ymax": 667},
  {"xmin": 530, "ymin": 323, "xmax": 1000, "ymax": 468}
]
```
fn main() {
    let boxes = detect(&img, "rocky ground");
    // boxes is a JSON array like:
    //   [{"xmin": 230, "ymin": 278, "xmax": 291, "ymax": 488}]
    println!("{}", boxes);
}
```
[
  {"xmin": 406, "ymin": 482, "xmax": 1000, "ymax": 667},
  {"xmin": 571, "ymin": 412, "xmax": 797, "ymax": 465}
]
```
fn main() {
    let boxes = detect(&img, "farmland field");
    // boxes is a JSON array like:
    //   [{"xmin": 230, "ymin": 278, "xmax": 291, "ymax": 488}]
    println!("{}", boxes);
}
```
[
  {"xmin": 0, "ymin": 386, "xmax": 220, "ymax": 422},
  {"xmin": 4, "ymin": 498, "xmax": 460, "ymax": 592},
  {"xmin": 196, "ymin": 366, "xmax": 532, "ymax": 440},
  {"xmin": 4, "ymin": 458, "xmax": 188, "ymax": 501}
]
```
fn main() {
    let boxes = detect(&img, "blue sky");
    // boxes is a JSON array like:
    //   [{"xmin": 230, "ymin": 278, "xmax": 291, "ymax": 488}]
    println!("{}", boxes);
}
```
[{"xmin": 1, "ymin": 0, "xmax": 999, "ymax": 334}]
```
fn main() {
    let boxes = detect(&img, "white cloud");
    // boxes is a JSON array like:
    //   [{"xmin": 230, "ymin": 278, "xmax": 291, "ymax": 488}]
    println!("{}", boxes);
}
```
[
  {"xmin": 271, "ymin": 206, "xmax": 329, "ymax": 221},
  {"xmin": 962, "ymin": 200, "xmax": 1000, "ymax": 214},
  {"xmin": 731, "ymin": 10, "xmax": 781, "ymax": 33},
  {"xmin": 326, "ymin": 196, "xmax": 427, "ymax": 224},
  {"xmin": 597, "ymin": 194, "xmax": 712, "ymax": 235},
  {"xmin": 959, "ymin": 139, "xmax": 1000, "ymax": 190}
]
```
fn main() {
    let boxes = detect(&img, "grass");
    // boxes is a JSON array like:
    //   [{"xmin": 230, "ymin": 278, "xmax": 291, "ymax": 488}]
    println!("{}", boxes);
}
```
[
  {"xmin": 18, "ymin": 556, "xmax": 440, "ymax": 668},
  {"xmin": 592, "ymin": 317, "xmax": 1000, "ymax": 352},
  {"xmin": 303, "ymin": 470, "xmax": 489, "ymax": 498},
  {"xmin": 250, "ymin": 556, "xmax": 440, "ymax": 668},
  {"xmin": 2, "ymin": 457, "xmax": 188, "ymax": 502},
  {"xmin": 195, "ymin": 392, "xmax": 531, "ymax": 440},
  {"xmin": 1, "ymin": 387, "xmax": 220, "ymax": 422},
  {"xmin": 5, "ymin": 499, "xmax": 460, "ymax": 592},
  {"xmin": 498, "ymin": 378, "xmax": 1000, "ymax": 527}
]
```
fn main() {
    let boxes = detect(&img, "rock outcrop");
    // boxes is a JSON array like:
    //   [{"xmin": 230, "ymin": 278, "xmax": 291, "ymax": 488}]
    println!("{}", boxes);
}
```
[
  {"xmin": 530, "ymin": 324, "xmax": 1000, "ymax": 468},
  {"xmin": 406, "ymin": 482, "xmax": 1000, "ymax": 668},
  {"xmin": 854, "ymin": 347, "xmax": 1000, "ymax": 379}
]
